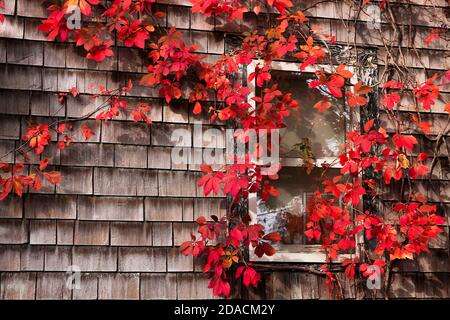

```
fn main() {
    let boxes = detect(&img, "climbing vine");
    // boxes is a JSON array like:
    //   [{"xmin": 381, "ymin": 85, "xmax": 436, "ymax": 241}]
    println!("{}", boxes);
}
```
[{"xmin": 1, "ymin": 0, "xmax": 449, "ymax": 298}]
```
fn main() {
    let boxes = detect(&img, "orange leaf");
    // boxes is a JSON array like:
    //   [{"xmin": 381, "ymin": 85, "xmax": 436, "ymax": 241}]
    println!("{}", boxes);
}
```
[
  {"xmin": 364, "ymin": 119, "xmax": 375, "ymax": 132},
  {"xmin": 417, "ymin": 122, "xmax": 432, "ymax": 134},
  {"xmin": 313, "ymin": 99, "xmax": 331, "ymax": 112},
  {"xmin": 335, "ymin": 64, "xmax": 353, "ymax": 79},
  {"xmin": 43, "ymin": 171, "xmax": 61, "ymax": 185},
  {"xmin": 193, "ymin": 101, "xmax": 202, "ymax": 115}
]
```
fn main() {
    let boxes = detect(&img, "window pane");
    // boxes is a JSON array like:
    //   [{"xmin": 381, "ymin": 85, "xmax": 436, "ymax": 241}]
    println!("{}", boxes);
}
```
[
  {"xmin": 257, "ymin": 167, "xmax": 340, "ymax": 245},
  {"xmin": 270, "ymin": 70, "xmax": 347, "ymax": 158}
]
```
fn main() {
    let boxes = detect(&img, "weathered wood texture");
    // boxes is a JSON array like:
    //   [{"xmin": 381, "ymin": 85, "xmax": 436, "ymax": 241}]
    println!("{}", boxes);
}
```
[{"xmin": 0, "ymin": 0, "xmax": 449, "ymax": 299}]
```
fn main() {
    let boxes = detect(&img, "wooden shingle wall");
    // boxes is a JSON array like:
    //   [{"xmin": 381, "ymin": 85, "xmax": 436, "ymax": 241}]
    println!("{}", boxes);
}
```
[{"xmin": 0, "ymin": 0, "xmax": 449, "ymax": 299}]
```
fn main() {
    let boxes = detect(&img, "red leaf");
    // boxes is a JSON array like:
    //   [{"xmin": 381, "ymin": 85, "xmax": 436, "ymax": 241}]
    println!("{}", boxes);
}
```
[
  {"xmin": 208, "ymin": 276, "xmax": 231, "ymax": 297},
  {"xmin": 236, "ymin": 266, "xmax": 261, "ymax": 288},
  {"xmin": 417, "ymin": 122, "xmax": 432, "ymax": 134},
  {"xmin": 81, "ymin": 124, "xmax": 95, "ymax": 141},
  {"xmin": 193, "ymin": 101, "xmax": 202, "ymax": 115},
  {"xmin": 69, "ymin": 87, "xmax": 80, "ymax": 97},
  {"xmin": 364, "ymin": 119, "xmax": 375, "ymax": 132},
  {"xmin": 417, "ymin": 153, "xmax": 430, "ymax": 161},
  {"xmin": 43, "ymin": 171, "xmax": 61, "ymax": 185},
  {"xmin": 313, "ymin": 99, "xmax": 331, "ymax": 112},
  {"xmin": 392, "ymin": 134, "xmax": 418, "ymax": 151},
  {"xmin": 254, "ymin": 242, "xmax": 276, "ymax": 257},
  {"xmin": 263, "ymin": 232, "xmax": 282, "ymax": 242},
  {"xmin": 39, "ymin": 159, "xmax": 49, "ymax": 171},
  {"xmin": 200, "ymin": 164, "xmax": 213, "ymax": 173}
]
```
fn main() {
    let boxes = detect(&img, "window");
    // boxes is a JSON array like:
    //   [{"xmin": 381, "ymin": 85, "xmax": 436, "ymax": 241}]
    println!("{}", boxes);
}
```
[{"xmin": 247, "ymin": 61, "xmax": 359, "ymax": 262}]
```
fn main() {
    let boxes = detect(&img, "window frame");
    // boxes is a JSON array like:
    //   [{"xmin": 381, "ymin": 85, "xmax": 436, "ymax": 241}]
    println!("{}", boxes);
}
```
[{"xmin": 246, "ymin": 60, "xmax": 362, "ymax": 263}]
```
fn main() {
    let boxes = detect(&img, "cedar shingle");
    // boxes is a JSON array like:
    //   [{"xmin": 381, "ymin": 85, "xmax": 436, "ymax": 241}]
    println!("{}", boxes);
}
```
[
  {"xmin": 140, "ymin": 273, "xmax": 177, "ymax": 299},
  {"xmin": 87, "ymin": 49, "xmax": 118, "ymax": 72},
  {"xmin": 173, "ymin": 222, "xmax": 196, "ymax": 246},
  {"xmin": 190, "ymin": 11, "xmax": 214, "ymax": 31},
  {"xmin": 7, "ymin": 39, "xmax": 43, "ymax": 65},
  {"xmin": 0, "ymin": 16, "xmax": 24, "ymax": 39},
  {"xmin": 57, "ymin": 220, "xmax": 75, "ymax": 245},
  {"xmin": 184, "ymin": 30, "xmax": 207, "ymax": 52},
  {"xmin": 0, "ymin": 272, "xmax": 36, "ymax": 299},
  {"xmin": 0, "ymin": 246, "xmax": 21, "ymax": 271},
  {"xmin": 0, "ymin": 89, "xmax": 30, "ymax": 115},
  {"xmin": 193, "ymin": 198, "xmax": 227, "ymax": 220},
  {"xmin": 0, "ymin": 115, "xmax": 21, "ymax": 140},
  {"xmin": 43, "ymin": 43, "xmax": 67, "ymax": 67},
  {"xmin": 60, "ymin": 143, "xmax": 114, "ymax": 167},
  {"xmin": 0, "ymin": 220, "xmax": 28, "ymax": 244},
  {"xmin": 102, "ymin": 121, "xmax": 151, "ymax": 145},
  {"xmin": 110, "ymin": 222, "xmax": 152, "ymax": 246},
  {"xmin": 72, "ymin": 247, "xmax": 117, "ymax": 272},
  {"xmin": 158, "ymin": 170, "xmax": 198, "ymax": 197},
  {"xmin": 70, "ymin": 119, "xmax": 101, "ymax": 143},
  {"xmin": 20, "ymin": 245, "xmax": 44, "ymax": 271},
  {"xmin": 85, "ymin": 70, "xmax": 108, "ymax": 94},
  {"xmin": 182, "ymin": 198, "xmax": 194, "ymax": 221},
  {"xmin": 72, "ymin": 273, "xmax": 98, "ymax": 300},
  {"xmin": 0, "ymin": 65, "xmax": 41, "ymax": 90},
  {"xmin": 36, "ymin": 273, "xmax": 72, "ymax": 300},
  {"xmin": 42, "ymin": 67, "xmax": 58, "ymax": 91},
  {"xmin": 78, "ymin": 196, "xmax": 144, "ymax": 221},
  {"xmin": 30, "ymin": 220, "xmax": 56, "ymax": 245},
  {"xmin": 98, "ymin": 273, "xmax": 140, "ymax": 300},
  {"xmin": 418, "ymin": 273, "xmax": 449, "ymax": 299},
  {"xmin": 152, "ymin": 222, "xmax": 173, "ymax": 246},
  {"xmin": 56, "ymin": 167, "xmax": 93, "ymax": 195},
  {"xmin": 114, "ymin": 145, "xmax": 148, "ymax": 168},
  {"xmin": 25, "ymin": 194, "xmax": 76, "ymax": 219},
  {"xmin": 118, "ymin": 247, "xmax": 166, "ymax": 272},
  {"xmin": 148, "ymin": 146, "xmax": 172, "ymax": 169},
  {"xmin": 17, "ymin": 0, "xmax": 47, "ymax": 18},
  {"xmin": 94, "ymin": 168, "xmax": 158, "ymax": 196},
  {"xmin": 167, "ymin": 6, "xmax": 190, "ymax": 29},
  {"xmin": 74, "ymin": 221, "xmax": 110, "ymax": 245},
  {"xmin": 163, "ymin": 103, "xmax": 189, "ymax": 123},
  {"xmin": 145, "ymin": 197, "xmax": 183, "ymax": 221},
  {"xmin": 118, "ymin": 48, "xmax": 143, "ymax": 72},
  {"xmin": 66, "ymin": 46, "xmax": 89, "ymax": 69},
  {"xmin": 0, "ymin": 195, "xmax": 23, "ymax": 218},
  {"xmin": 0, "ymin": 140, "xmax": 15, "ymax": 164},
  {"xmin": 177, "ymin": 273, "xmax": 216, "ymax": 299},
  {"xmin": 57, "ymin": 69, "xmax": 85, "ymax": 92},
  {"xmin": 167, "ymin": 247, "xmax": 193, "ymax": 272},
  {"xmin": 66, "ymin": 93, "xmax": 103, "ymax": 118},
  {"xmin": 0, "ymin": 40, "xmax": 4, "ymax": 62},
  {"xmin": 45, "ymin": 246, "xmax": 73, "ymax": 272},
  {"xmin": 24, "ymin": 18, "xmax": 47, "ymax": 41},
  {"xmin": 207, "ymin": 32, "xmax": 224, "ymax": 54},
  {"xmin": 29, "ymin": 91, "xmax": 64, "ymax": 117},
  {"xmin": 417, "ymin": 249, "xmax": 450, "ymax": 272},
  {"xmin": 389, "ymin": 273, "xmax": 417, "ymax": 298}
]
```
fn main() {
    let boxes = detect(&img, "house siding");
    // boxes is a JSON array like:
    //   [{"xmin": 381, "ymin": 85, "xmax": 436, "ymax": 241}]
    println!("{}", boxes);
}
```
[{"xmin": 0, "ymin": 0, "xmax": 448, "ymax": 299}]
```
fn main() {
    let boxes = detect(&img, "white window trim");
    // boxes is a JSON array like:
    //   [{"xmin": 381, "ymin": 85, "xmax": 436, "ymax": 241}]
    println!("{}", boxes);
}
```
[{"xmin": 247, "ymin": 60, "xmax": 362, "ymax": 263}]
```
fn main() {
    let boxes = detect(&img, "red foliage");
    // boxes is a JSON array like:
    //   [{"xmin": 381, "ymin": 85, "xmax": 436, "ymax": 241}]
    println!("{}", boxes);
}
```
[
  {"xmin": 0, "ymin": 0, "xmax": 444, "ymax": 299},
  {"xmin": 179, "ymin": 215, "xmax": 281, "ymax": 297}
]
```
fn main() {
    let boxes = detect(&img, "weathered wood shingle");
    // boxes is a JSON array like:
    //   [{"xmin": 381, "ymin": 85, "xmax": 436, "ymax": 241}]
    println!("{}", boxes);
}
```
[{"xmin": 0, "ymin": 0, "xmax": 447, "ymax": 301}]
